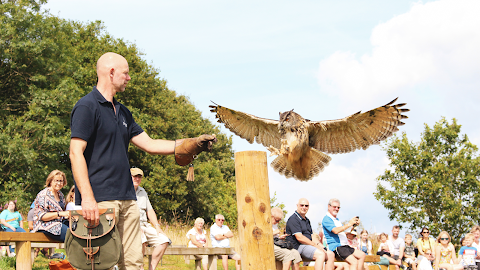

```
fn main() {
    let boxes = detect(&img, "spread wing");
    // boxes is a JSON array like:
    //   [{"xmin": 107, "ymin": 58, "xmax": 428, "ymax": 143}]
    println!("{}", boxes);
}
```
[
  {"xmin": 308, "ymin": 98, "xmax": 409, "ymax": 154},
  {"xmin": 209, "ymin": 103, "xmax": 281, "ymax": 149}
]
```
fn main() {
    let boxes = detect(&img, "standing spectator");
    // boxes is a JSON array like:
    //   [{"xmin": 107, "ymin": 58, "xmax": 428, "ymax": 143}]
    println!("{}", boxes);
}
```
[
  {"xmin": 417, "ymin": 227, "xmax": 436, "ymax": 265},
  {"xmin": 458, "ymin": 233, "xmax": 477, "ymax": 268},
  {"xmin": 434, "ymin": 231, "xmax": 462, "ymax": 270},
  {"xmin": 210, "ymin": 214, "xmax": 241, "ymax": 270},
  {"xmin": 287, "ymin": 198, "xmax": 334, "ymax": 270},
  {"xmin": 69, "ymin": 52, "xmax": 216, "ymax": 270},
  {"xmin": 358, "ymin": 230, "xmax": 372, "ymax": 255},
  {"xmin": 322, "ymin": 198, "xmax": 364, "ymax": 270},
  {"xmin": 404, "ymin": 234, "xmax": 417, "ymax": 270},
  {"xmin": 470, "ymin": 226, "xmax": 480, "ymax": 270},
  {"xmin": 389, "ymin": 225, "xmax": 405, "ymax": 268},
  {"xmin": 32, "ymin": 170, "xmax": 70, "ymax": 242},
  {"xmin": 187, "ymin": 217, "xmax": 209, "ymax": 270},
  {"xmin": 272, "ymin": 207, "xmax": 302, "ymax": 270},
  {"xmin": 131, "ymin": 168, "xmax": 170, "ymax": 270}
]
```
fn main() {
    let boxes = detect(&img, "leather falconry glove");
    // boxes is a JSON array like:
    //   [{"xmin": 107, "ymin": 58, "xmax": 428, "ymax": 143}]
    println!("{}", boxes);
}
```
[{"xmin": 175, "ymin": 134, "xmax": 217, "ymax": 181}]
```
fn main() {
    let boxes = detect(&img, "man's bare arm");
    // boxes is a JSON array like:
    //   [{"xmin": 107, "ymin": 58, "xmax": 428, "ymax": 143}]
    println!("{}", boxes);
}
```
[
  {"xmin": 130, "ymin": 132, "xmax": 176, "ymax": 155},
  {"xmin": 70, "ymin": 138, "xmax": 99, "ymax": 225},
  {"xmin": 295, "ymin": 233, "xmax": 318, "ymax": 247},
  {"xmin": 146, "ymin": 209, "xmax": 165, "ymax": 234}
]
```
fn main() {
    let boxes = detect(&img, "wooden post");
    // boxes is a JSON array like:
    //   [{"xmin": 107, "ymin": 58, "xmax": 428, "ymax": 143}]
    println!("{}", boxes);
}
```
[{"xmin": 235, "ymin": 151, "xmax": 275, "ymax": 269}]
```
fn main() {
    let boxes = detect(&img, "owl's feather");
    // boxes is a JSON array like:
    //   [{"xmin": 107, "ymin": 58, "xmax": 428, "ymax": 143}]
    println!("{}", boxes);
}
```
[
  {"xmin": 209, "ymin": 98, "xmax": 409, "ymax": 181},
  {"xmin": 308, "ymin": 98, "xmax": 409, "ymax": 154}
]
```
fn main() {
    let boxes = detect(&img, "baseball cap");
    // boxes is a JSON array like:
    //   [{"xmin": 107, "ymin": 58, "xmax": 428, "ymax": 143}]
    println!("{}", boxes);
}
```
[{"xmin": 130, "ymin": 168, "xmax": 144, "ymax": 176}]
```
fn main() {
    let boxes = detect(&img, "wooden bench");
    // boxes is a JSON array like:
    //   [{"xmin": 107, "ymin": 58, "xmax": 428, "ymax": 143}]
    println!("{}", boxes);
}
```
[
  {"xmin": 298, "ymin": 254, "xmax": 381, "ymax": 270},
  {"xmin": 145, "ymin": 245, "xmax": 234, "ymax": 270},
  {"xmin": 0, "ymin": 231, "xmax": 62, "ymax": 270}
]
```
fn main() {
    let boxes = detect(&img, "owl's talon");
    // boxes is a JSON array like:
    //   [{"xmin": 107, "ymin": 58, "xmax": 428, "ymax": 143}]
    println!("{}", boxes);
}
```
[{"xmin": 267, "ymin": 146, "xmax": 281, "ymax": 156}]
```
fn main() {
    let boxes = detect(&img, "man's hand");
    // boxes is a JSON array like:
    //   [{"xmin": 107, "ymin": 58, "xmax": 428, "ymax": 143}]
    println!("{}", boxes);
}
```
[
  {"xmin": 81, "ymin": 198, "xmax": 99, "ymax": 226},
  {"xmin": 348, "ymin": 216, "xmax": 360, "ymax": 227},
  {"xmin": 175, "ymin": 134, "xmax": 217, "ymax": 166},
  {"xmin": 279, "ymin": 234, "xmax": 290, "ymax": 240}
]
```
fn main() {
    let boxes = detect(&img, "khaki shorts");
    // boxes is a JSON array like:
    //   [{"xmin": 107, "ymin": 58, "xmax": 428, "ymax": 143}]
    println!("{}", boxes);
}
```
[{"xmin": 140, "ymin": 222, "xmax": 170, "ymax": 247}]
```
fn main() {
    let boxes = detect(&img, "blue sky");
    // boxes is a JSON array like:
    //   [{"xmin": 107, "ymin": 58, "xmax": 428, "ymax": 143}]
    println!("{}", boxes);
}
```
[{"xmin": 43, "ymin": 0, "xmax": 480, "ymax": 238}]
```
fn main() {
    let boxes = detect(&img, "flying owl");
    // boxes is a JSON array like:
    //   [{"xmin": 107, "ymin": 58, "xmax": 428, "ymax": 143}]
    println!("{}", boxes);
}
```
[{"xmin": 209, "ymin": 98, "xmax": 409, "ymax": 181}]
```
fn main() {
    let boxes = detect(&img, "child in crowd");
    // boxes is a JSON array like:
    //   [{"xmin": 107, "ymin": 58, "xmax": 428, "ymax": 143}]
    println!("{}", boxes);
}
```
[
  {"xmin": 346, "ymin": 231, "xmax": 359, "ymax": 249},
  {"xmin": 458, "ymin": 233, "xmax": 478, "ymax": 269},
  {"xmin": 418, "ymin": 249, "xmax": 434, "ymax": 270},
  {"xmin": 404, "ymin": 234, "xmax": 417, "ymax": 270}
]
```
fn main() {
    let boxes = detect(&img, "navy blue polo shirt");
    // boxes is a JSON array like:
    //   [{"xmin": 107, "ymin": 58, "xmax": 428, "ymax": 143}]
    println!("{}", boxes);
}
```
[
  {"xmin": 286, "ymin": 211, "xmax": 313, "ymax": 250},
  {"xmin": 70, "ymin": 87, "xmax": 144, "ymax": 204}
]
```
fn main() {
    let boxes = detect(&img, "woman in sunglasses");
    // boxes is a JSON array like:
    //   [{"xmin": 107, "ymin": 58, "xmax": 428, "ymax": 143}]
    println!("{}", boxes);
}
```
[
  {"xmin": 434, "ymin": 231, "xmax": 462, "ymax": 270},
  {"xmin": 417, "ymin": 227, "xmax": 436, "ymax": 264}
]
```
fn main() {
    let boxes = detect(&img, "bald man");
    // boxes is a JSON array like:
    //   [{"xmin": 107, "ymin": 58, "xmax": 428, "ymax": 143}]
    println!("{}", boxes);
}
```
[
  {"xmin": 286, "ymin": 198, "xmax": 335, "ymax": 270},
  {"xmin": 69, "ymin": 52, "xmax": 216, "ymax": 270}
]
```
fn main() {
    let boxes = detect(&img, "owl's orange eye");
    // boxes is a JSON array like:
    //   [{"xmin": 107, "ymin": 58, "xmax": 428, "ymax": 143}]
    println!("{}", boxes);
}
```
[{"xmin": 285, "ymin": 117, "xmax": 289, "ymax": 121}]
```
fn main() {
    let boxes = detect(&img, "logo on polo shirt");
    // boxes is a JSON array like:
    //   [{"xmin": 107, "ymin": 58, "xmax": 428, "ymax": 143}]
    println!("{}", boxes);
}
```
[{"xmin": 122, "ymin": 117, "xmax": 128, "ymax": 128}]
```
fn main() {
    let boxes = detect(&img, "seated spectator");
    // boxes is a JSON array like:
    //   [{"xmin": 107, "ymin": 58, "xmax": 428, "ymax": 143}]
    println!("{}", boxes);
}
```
[
  {"xmin": 323, "ymin": 198, "xmax": 365, "ymax": 270},
  {"xmin": 470, "ymin": 226, "xmax": 480, "ymax": 270},
  {"xmin": 458, "ymin": 233, "xmax": 477, "ymax": 268},
  {"xmin": 0, "ymin": 200, "xmax": 26, "ymax": 257},
  {"xmin": 358, "ymin": 230, "xmax": 372, "ymax": 255},
  {"xmin": 346, "ymin": 231, "xmax": 358, "ymax": 249},
  {"xmin": 418, "ymin": 249, "xmax": 434, "ymax": 270},
  {"xmin": 287, "ymin": 198, "xmax": 334, "ymax": 270},
  {"xmin": 377, "ymin": 232, "xmax": 402, "ymax": 267},
  {"xmin": 272, "ymin": 207, "xmax": 301, "ymax": 270},
  {"xmin": 65, "ymin": 186, "xmax": 79, "ymax": 211},
  {"xmin": 131, "ymin": 168, "xmax": 170, "ymax": 270},
  {"xmin": 186, "ymin": 217, "xmax": 209, "ymax": 270},
  {"xmin": 32, "ymin": 170, "xmax": 70, "ymax": 242},
  {"xmin": 389, "ymin": 225, "xmax": 405, "ymax": 269},
  {"xmin": 0, "ymin": 200, "xmax": 26, "ymax": 232},
  {"xmin": 210, "ymin": 214, "xmax": 241, "ymax": 270},
  {"xmin": 417, "ymin": 227, "xmax": 436, "ymax": 265},
  {"xmin": 435, "ymin": 231, "xmax": 462, "ymax": 270},
  {"xmin": 404, "ymin": 234, "xmax": 417, "ymax": 270}
]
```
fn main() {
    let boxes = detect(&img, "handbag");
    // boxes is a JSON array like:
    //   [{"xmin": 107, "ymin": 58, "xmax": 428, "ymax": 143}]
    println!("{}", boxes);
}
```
[
  {"xmin": 274, "ymin": 237, "xmax": 294, "ymax": 249},
  {"xmin": 65, "ymin": 208, "xmax": 122, "ymax": 270},
  {"xmin": 48, "ymin": 259, "xmax": 76, "ymax": 270}
]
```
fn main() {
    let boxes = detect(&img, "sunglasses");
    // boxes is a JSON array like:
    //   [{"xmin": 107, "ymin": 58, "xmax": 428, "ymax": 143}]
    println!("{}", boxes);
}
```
[
  {"xmin": 216, "ymin": 219, "xmax": 225, "ymax": 221},
  {"xmin": 300, "ymin": 204, "xmax": 309, "ymax": 207},
  {"xmin": 329, "ymin": 205, "xmax": 341, "ymax": 209},
  {"xmin": 423, "ymin": 231, "xmax": 429, "ymax": 234},
  {"xmin": 425, "ymin": 253, "xmax": 432, "ymax": 255},
  {"xmin": 440, "ymin": 238, "xmax": 449, "ymax": 241}
]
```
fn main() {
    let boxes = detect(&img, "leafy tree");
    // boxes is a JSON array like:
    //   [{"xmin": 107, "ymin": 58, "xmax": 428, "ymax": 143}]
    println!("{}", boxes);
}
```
[
  {"xmin": 0, "ymin": 0, "xmax": 236, "ymax": 225},
  {"xmin": 374, "ymin": 117, "xmax": 480, "ymax": 244}
]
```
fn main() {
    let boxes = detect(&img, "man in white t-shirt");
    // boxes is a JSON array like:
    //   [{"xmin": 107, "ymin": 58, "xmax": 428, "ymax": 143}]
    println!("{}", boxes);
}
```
[
  {"xmin": 389, "ymin": 225, "xmax": 405, "ymax": 270},
  {"xmin": 210, "ymin": 214, "xmax": 240, "ymax": 270}
]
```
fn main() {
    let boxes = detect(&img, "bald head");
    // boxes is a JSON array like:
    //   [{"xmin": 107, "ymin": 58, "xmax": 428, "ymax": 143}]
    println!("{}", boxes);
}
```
[
  {"xmin": 296, "ymin": 198, "xmax": 309, "ymax": 217},
  {"xmin": 96, "ymin": 52, "xmax": 131, "ymax": 98},
  {"xmin": 97, "ymin": 52, "xmax": 126, "ymax": 75}
]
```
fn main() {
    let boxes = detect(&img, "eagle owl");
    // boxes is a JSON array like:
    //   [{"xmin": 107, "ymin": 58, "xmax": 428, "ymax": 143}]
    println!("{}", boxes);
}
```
[{"xmin": 209, "ymin": 98, "xmax": 409, "ymax": 181}]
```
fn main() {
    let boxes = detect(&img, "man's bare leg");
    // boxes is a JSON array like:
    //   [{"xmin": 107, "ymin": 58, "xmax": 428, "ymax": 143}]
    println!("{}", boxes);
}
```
[
  {"xmin": 313, "ymin": 249, "xmax": 326, "ymax": 270},
  {"xmin": 149, "ymin": 243, "xmax": 168, "ymax": 270}
]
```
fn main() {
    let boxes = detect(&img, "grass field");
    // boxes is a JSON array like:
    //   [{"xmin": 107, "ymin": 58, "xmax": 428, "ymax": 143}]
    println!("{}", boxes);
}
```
[{"xmin": 0, "ymin": 220, "xmax": 241, "ymax": 270}]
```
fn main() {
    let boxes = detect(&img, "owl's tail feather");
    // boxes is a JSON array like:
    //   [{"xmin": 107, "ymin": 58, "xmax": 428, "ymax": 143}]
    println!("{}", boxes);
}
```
[{"xmin": 271, "ymin": 148, "xmax": 332, "ymax": 181}]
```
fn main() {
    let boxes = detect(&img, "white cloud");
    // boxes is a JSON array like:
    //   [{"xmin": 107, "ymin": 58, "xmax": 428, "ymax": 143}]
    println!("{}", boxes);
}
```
[{"xmin": 318, "ymin": 0, "xmax": 480, "ymax": 109}]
